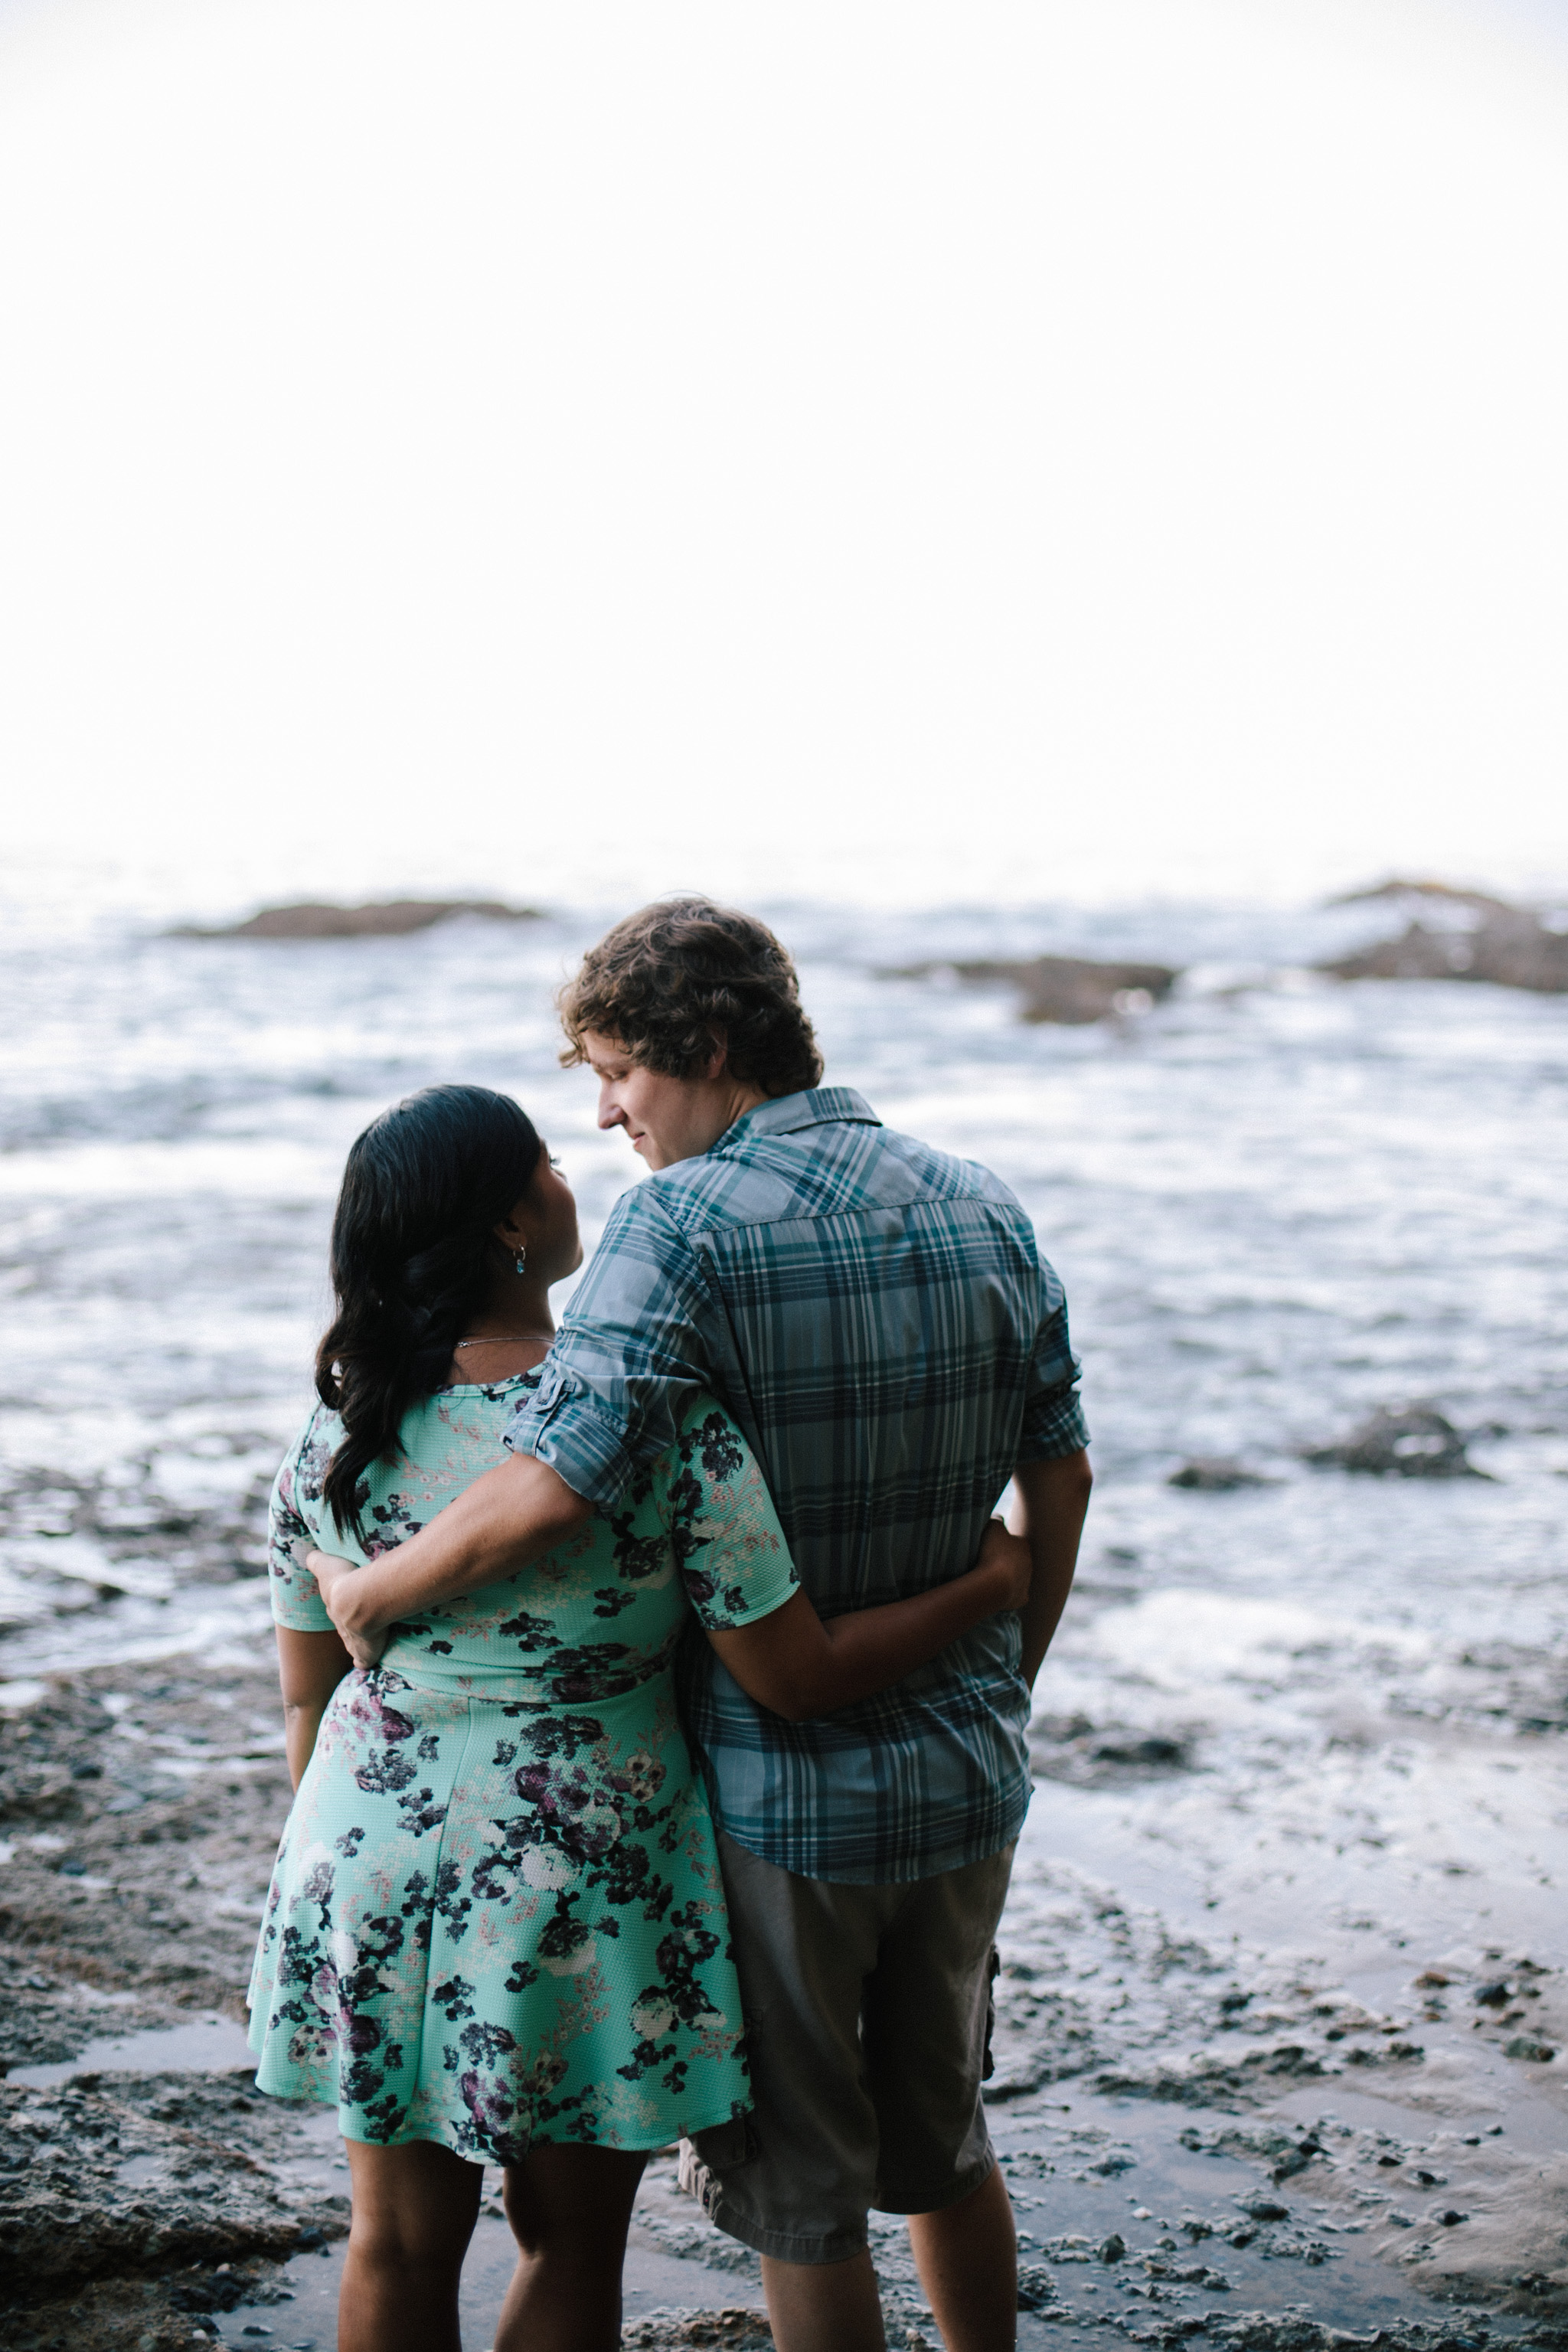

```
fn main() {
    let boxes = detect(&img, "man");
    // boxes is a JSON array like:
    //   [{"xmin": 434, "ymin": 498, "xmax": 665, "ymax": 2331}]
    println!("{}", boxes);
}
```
[{"xmin": 312, "ymin": 897, "xmax": 1091, "ymax": 2352}]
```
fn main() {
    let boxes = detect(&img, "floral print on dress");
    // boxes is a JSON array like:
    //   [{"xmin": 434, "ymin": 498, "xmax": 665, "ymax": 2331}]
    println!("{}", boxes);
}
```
[{"xmin": 248, "ymin": 1376, "xmax": 798, "ymax": 2160}]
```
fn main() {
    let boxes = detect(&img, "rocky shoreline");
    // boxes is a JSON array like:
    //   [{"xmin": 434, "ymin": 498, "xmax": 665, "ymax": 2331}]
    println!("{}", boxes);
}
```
[
  {"xmin": 0, "ymin": 1659, "xmax": 344, "ymax": 2348},
  {"xmin": 3, "ymin": 1652, "xmax": 1566, "ymax": 2348}
]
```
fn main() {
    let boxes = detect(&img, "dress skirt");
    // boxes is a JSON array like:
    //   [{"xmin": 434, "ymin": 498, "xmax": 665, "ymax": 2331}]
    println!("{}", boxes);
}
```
[{"xmin": 247, "ymin": 1663, "xmax": 751, "ymax": 2164}]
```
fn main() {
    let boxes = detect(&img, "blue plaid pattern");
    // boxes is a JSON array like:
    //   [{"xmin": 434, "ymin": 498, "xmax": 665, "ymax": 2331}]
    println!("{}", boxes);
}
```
[{"xmin": 505, "ymin": 1088, "xmax": 1087, "ymax": 1883}]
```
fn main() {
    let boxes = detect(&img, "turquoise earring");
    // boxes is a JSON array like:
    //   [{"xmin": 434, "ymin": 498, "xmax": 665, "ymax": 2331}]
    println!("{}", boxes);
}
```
[{"xmin": 514, "ymin": 1246, "xmax": 528, "ymax": 1275}]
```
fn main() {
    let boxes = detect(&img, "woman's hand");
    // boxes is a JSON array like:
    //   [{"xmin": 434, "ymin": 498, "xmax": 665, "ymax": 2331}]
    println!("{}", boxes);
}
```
[
  {"xmin": 972, "ymin": 1516, "xmax": 1034, "ymax": 1614},
  {"xmin": 305, "ymin": 1549, "xmax": 389, "ymax": 1670}
]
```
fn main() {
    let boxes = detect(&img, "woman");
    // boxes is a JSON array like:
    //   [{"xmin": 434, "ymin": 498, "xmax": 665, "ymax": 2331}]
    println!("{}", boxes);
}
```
[{"xmin": 250, "ymin": 1084, "xmax": 1027, "ymax": 2352}]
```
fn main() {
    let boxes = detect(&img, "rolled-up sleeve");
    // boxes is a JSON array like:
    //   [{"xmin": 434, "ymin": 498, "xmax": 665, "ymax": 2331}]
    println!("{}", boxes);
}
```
[
  {"xmin": 1017, "ymin": 1253, "xmax": 1089, "ymax": 1462},
  {"xmin": 502, "ymin": 1187, "xmax": 717, "ymax": 1509}
]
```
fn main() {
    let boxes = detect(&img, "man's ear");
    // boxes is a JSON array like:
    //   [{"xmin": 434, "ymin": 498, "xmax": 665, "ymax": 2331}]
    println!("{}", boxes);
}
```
[{"xmin": 702, "ymin": 1031, "xmax": 730, "ymax": 1083}]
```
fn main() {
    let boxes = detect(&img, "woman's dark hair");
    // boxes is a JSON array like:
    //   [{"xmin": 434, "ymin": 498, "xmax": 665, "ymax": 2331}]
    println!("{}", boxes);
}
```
[
  {"xmin": 315, "ymin": 1086, "xmax": 542, "ymax": 1541},
  {"xmin": 557, "ymin": 897, "xmax": 823, "ymax": 1097}
]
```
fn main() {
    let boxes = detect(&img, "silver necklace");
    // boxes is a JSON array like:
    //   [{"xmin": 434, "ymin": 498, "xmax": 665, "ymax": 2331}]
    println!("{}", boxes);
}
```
[{"xmin": 454, "ymin": 1334, "xmax": 553, "ymax": 1349}]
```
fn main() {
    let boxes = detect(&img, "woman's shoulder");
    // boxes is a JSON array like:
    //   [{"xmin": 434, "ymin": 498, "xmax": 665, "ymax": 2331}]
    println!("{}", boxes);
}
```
[{"xmin": 672, "ymin": 1390, "xmax": 750, "ymax": 1476}]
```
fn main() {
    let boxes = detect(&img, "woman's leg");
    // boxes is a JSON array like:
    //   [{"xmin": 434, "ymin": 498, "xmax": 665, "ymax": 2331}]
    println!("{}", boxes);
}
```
[
  {"xmin": 494, "ymin": 2142, "xmax": 648, "ymax": 2352},
  {"xmin": 339, "ymin": 2136, "xmax": 484, "ymax": 2352}
]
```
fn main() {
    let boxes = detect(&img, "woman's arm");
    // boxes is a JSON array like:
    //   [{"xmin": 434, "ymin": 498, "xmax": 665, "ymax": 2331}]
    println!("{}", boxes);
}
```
[
  {"xmin": 704, "ymin": 1519, "xmax": 1031, "ymax": 1721},
  {"xmin": 277, "ymin": 1626, "xmax": 353, "ymax": 1788}
]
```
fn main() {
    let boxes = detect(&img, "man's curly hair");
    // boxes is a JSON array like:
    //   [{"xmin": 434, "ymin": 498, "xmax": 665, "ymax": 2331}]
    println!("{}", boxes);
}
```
[{"xmin": 557, "ymin": 897, "xmax": 823, "ymax": 1096}]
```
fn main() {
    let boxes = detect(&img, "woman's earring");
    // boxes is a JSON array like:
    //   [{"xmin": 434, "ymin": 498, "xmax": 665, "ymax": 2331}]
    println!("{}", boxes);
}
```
[{"xmin": 514, "ymin": 1245, "xmax": 528, "ymax": 1275}]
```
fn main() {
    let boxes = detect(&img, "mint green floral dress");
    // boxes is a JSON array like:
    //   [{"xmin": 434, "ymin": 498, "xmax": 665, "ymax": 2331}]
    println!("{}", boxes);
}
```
[{"xmin": 247, "ymin": 1371, "xmax": 798, "ymax": 2163}]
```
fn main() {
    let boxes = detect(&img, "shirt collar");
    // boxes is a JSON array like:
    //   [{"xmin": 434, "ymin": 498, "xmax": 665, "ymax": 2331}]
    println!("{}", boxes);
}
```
[{"xmin": 720, "ymin": 1086, "xmax": 882, "ymax": 1146}]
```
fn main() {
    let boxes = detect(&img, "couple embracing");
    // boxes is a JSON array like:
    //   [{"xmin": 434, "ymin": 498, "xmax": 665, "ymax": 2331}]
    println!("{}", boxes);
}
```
[{"xmin": 248, "ymin": 898, "xmax": 1092, "ymax": 2352}]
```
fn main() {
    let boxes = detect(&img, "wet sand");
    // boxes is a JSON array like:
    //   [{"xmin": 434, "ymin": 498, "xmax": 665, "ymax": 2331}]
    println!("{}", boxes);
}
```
[{"xmin": 2, "ymin": 1648, "xmax": 1563, "ymax": 2350}]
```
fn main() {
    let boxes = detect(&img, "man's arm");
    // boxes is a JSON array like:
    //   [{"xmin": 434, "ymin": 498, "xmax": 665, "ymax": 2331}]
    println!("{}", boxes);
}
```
[
  {"xmin": 1009, "ymin": 1448, "xmax": 1093, "ymax": 1685},
  {"xmin": 308, "ymin": 1453, "xmax": 593, "ymax": 1664}
]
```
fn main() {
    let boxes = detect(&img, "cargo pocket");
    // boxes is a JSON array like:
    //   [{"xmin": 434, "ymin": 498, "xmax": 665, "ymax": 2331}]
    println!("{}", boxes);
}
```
[{"xmin": 678, "ymin": 2112, "xmax": 760, "ymax": 2220}]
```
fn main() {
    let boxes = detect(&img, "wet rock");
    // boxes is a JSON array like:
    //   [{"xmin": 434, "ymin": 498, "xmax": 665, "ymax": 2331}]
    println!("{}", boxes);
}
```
[
  {"xmin": 1301, "ymin": 1404, "xmax": 1485, "ymax": 1481},
  {"xmin": 620, "ymin": 2315, "xmax": 773, "ymax": 2348},
  {"xmin": 0, "ymin": 1457, "xmax": 274, "ymax": 1602},
  {"xmin": 1504, "ymin": 2037, "xmax": 1558, "ymax": 2063},
  {"xmin": 1016, "ymin": 2263, "xmax": 1068, "ymax": 2312},
  {"xmin": 1093, "ymin": 1735, "xmax": 1187, "ymax": 1768},
  {"xmin": 886, "ymin": 952, "xmax": 1181, "ymax": 1024},
  {"xmin": 1099, "ymin": 2232, "xmax": 1127, "ymax": 2262},
  {"xmin": 0, "ymin": 1662, "xmax": 295, "ymax": 2066},
  {"xmin": 1145, "ymin": 2254, "xmax": 1233, "ymax": 2288},
  {"xmin": 169, "ymin": 899, "xmax": 544, "ymax": 940},
  {"xmin": 0, "ymin": 2072, "xmax": 335, "ymax": 2308},
  {"xmin": 1318, "ymin": 882, "xmax": 1568, "ymax": 994},
  {"xmin": 1028, "ymin": 1718, "xmax": 1191, "ymax": 1786},
  {"xmin": 1168, "ymin": 1459, "xmax": 1272, "ymax": 1491}
]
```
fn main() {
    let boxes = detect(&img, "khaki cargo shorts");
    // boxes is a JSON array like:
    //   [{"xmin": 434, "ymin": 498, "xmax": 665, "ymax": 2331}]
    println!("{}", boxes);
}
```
[{"xmin": 679, "ymin": 1828, "xmax": 1015, "ymax": 2265}]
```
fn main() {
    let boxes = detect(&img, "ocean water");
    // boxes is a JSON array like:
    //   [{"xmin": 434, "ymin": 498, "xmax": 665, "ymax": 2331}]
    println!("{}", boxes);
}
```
[{"xmin": 2, "ymin": 886, "xmax": 1565, "ymax": 2317}]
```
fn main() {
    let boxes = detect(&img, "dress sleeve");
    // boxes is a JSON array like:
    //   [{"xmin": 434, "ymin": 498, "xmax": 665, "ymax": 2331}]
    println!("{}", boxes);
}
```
[
  {"xmin": 267, "ymin": 1412, "xmax": 338, "ymax": 1634},
  {"xmin": 666, "ymin": 1396, "xmax": 800, "ymax": 1632}
]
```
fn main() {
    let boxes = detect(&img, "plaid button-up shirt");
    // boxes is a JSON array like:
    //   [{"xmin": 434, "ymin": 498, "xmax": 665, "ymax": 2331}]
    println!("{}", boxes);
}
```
[{"xmin": 505, "ymin": 1087, "xmax": 1087, "ymax": 1883}]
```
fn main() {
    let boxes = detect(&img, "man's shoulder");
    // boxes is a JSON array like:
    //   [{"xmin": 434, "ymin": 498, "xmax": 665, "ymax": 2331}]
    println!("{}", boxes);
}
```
[
  {"xmin": 626, "ymin": 1092, "xmax": 1031, "ymax": 1243},
  {"xmin": 871, "ymin": 1121, "xmax": 1027, "ymax": 1215}
]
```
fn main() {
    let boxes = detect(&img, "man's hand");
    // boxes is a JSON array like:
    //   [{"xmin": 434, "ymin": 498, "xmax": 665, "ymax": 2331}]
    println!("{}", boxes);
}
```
[
  {"xmin": 301, "ymin": 1455, "xmax": 593, "ymax": 1661},
  {"xmin": 305, "ymin": 1550, "xmax": 387, "ymax": 1671}
]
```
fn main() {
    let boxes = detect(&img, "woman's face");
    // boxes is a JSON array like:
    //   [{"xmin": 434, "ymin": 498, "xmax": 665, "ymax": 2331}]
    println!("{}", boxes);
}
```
[{"xmin": 510, "ymin": 1145, "xmax": 583, "ymax": 1283}]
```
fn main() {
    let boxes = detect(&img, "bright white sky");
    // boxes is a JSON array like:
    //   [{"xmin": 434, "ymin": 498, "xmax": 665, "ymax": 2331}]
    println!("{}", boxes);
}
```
[{"xmin": 1, "ymin": 0, "xmax": 1565, "ymax": 914}]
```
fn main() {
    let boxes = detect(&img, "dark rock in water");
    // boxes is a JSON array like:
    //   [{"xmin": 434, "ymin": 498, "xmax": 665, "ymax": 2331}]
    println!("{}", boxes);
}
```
[
  {"xmin": 1301, "ymin": 1403, "xmax": 1485, "ymax": 1480},
  {"xmin": 1029, "ymin": 1718, "xmax": 1190, "ymax": 1783},
  {"xmin": 1318, "ymin": 880, "xmax": 1568, "ymax": 993},
  {"xmin": 171, "ymin": 898, "xmax": 543, "ymax": 939},
  {"xmin": 1169, "ymin": 1457, "xmax": 1272, "ymax": 1491},
  {"xmin": 1092, "ymin": 1734, "xmax": 1187, "ymax": 1768},
  {"xmin": 887, "ymin": 952, "xmax": 1181, "ymax": 1024}
]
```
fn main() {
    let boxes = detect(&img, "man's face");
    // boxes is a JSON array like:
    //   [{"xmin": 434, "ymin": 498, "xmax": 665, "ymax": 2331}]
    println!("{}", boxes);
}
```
[{"xmin": 580, "ymin": 1032, "xmax": 746, "ymax": 1170}]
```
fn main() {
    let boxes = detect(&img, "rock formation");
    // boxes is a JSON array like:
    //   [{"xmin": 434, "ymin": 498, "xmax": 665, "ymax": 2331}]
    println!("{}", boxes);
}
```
[
  {"xmin": 1301, "ymin": 1403, "xmax": 1485, "ymax": 1479},
  {"xmin": 172, "ymin": 899, "xmax": 542, "ymax": 939},
  {"xmin": 1168, "ymin": 1457, "xmax": 1272, "ymax": 1491},
  {"xmin": 1319, "ymin": 881, "xmax": 1568, "ymax": 994},
  {"xmin": 890, "ymin": 954, "xmax": 1180, "ymax": 1025}
]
